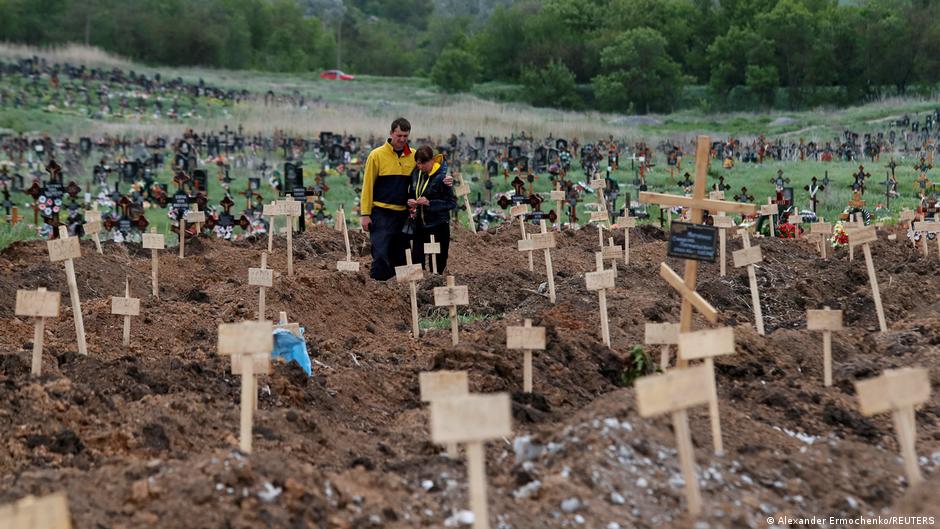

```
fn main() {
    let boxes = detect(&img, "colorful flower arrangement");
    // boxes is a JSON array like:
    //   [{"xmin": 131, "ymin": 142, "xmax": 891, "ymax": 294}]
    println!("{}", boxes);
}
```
[
  {"xmin": 777, "ymin": 222, "xmax": 797, "ymax": 239},
  {"xmin": 831, "ymin": 221, "xmax": 849, "ymax": 249}
]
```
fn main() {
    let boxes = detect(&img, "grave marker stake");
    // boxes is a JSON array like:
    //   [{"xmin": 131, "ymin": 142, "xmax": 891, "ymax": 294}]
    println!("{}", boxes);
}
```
[
  {"xmin": 335, "ymin": 206, "xmax": 360, "ymax": 272},
  {"xmin": 539, "ymin": 220, "xmax": 556, "ymax": 303},
  {"xmin": 807, "ymin": 307, "xmax": 843, "ymax": 387},
  {"xmin": 83, "ymin": 209, "xmax": 103, "ymax": 254},
  {"xmin": 430, "ymin": 394, "xmax": 512, "ymax": 529},
  {"xmin": 110, "ymin": 277, "xmax": 140, "ymax": 347},
  {"xmin": 810, "ymin": 219, "xmax": 831, "ymax": 260},
  {"xmin": 849, "ymin": 226, "xmax": 887, "ymax": 332},
  {"xmin": 425, "ymin": 234, "xmax": 441, "ymax": 274},
  {"xmin": 517, "ymin": 221, "xmax": 557, "ymax": 303},
  {"xmin": 142, "ymin": 227, "xmax": 165, "ymax": 299},
  {"xmin": 678, "ymin": 327, "xmax": 735, "ymax": 456},
  {"xmin": 454, "ymin": 171, "xmax": 476, "ymax": 233},
  {"xmin": 614, "ymin": 214, "xmax": 636, "ymax": 265},
  {"xmin": 218, "ymin": 321, "xmax": 273, "ymax": 454},
  {"xmin": 733, "ymin": 230, "xmax": 765, "ymax": 335},
  {"xmin": 644, "ymin": 322, "xmax": 679, "ymax": 370},
  {"xmin": 395, "ymin": 252, "xmax": 424, "ymax": 339},
  {"xmin": 48, "ymin": 226, "xmax": 86, "ymax": 355},
  {"xmin": 0, "ymin": 491, "xmax": 72, "ymax": 528},
  {"xmin": 15, "ymin": 288, "xmax": 60, "ymax": 377},
  {"xmin": 584, "ymin": 252, "xmax": 614, "ymax": 346},
  {"xmin": 513, "ymin": 204, "xmax": 534, "ymax": 271},
  {"xmin": 856, "ymin": 368, "xmax": 931, "ymax": 485},
  {"xmin": 419, "ymin": 370, "xmax": 469, "ymax": 457},
  {"xmin": 506, "ymin": 319, "xmax": 546, "ymax": 393},
  {"xmin": 913, "ymin": 221, "xmax": 940, "ymax": 260},
  {"xmin": 433, "ymin": 276, "xmax": 469, "ymax": 345},
  {"xmin": 249, "ymin": 252, "xmax": 274, "ymax": 321},
  {"xmin": 283, "ymin": 197, "xmax": 302, "ymax": 276}
]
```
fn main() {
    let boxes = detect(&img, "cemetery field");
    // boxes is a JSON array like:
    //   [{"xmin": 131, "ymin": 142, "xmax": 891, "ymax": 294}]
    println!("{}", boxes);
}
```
[{"xmin": 0, "ymin": 222, "xmax": 938, "ymax": 528}]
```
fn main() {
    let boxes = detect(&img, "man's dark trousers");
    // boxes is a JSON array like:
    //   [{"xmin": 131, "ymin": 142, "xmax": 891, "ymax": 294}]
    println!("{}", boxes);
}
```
[{"xmin": 369, "ymin": 207, "xmax": 408, "ymax": 280}]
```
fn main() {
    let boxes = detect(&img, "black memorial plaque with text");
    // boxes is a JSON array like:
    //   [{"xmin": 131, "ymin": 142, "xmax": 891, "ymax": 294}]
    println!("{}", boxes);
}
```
[{"xmin": 667, "ymin": 222, "xmax": 718, "ymax": 262}]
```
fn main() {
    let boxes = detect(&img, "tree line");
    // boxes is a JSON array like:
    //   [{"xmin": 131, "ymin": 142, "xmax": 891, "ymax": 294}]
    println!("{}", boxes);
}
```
[{"xmin": 1, "ymin": 0, "xmax": 939, "ymax": 113}]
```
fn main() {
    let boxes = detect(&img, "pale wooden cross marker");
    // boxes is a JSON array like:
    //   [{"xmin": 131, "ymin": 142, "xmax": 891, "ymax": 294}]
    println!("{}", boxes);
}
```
[
  {"xmin": 759, "ymin": 199, "xmax": 778, "ymax": 237},
  {"xmin": 585, "ymin": 252, "xmax": 615, "ymax": 346},
  {"xmin": 453, "ymin": 171, "xmax": 476, "ymax": 233},
  {"xmin": 430, "ymin": 393, "xmax": 512, "ymax": 529},
  {"xmin": 218, "ymin": 320, "xmax": 273, "ymax": 454},
  {"xmin": 335, "ymin": 205, "xmax": 360, "ymax": 272},
  {"xmin": 0, "ymin": 491, "xmax": 72, "ymax": 529},
  {"xmin": 732, "ymin": 229, "xmax": 765, "ymax": 335},
  {"xmin": 506, "ymin": 319, "xmax": 546, "ymax": 393},
  {"xmin": 110, "ymin": 277, "xmax": 140, "ymax": 347},
  {"xmin": 601, "ymin": 236, "xmax": 623, "ymax": 270},
  {"xmin": 395, "ymin": 251, "xmax": 424, "ymax": 339},
  {"xmin": 678, "ymin": 326, "xmax": 735, "ymax": 456},
  {"xmin": 589, "ymin": 210, "xmax": 609, "ymax": 250},
  {"xmin": 806, "ymin": 307, "xmax": 843, "ymax": 387},
  {"xmin": 15, "ymin": 288, "xmax": 60, "ymax": 377},
  {"xmin": 419, "ymin": 370, "xmax": 469, "ymax": 457},
  {"xmin": 848, "ymin": 226, "xmax": 887, "ymax": 333},
  {"xmin": 550, "ymin": 182, "xmax": 565, "ymax": 229},
  {"xmin": 590, "ymin": 177, "xmax": 607, "ymax": 214},
  {"xmin": 433, "ymin": 275, "xmax": 469, "ymax": 345},
  {"xmin": 142, "ymin": 227, "xmax": 165, "ymax": 299},
  {"xmin": 82, "ymin": 208, "xmax": 103, "ymax": 254},
  {"xmin": 856, "ymin": 367, "xmax": 931, "ymax": 486},
  {"xmin": 263, "ymin": 201, "xmax": 281, "ymax": 253},
  {"xmin": 898, "ymin": 209, "xmax": 917, "ymax": 241},
  {"xmin": 644, "ymin": 322, "xmax": 679, "ymax": 370},
  {"xmin": 844, "ymin": 214, "xmax": 866, "ymax": 261},
  {"xmin": 517, "ymin": 220, "xmax": 557, "ymax": 303},
  {"xmin": 275, "ymin": 311, "xmax": 301, "ymax": 337},
  {"xmin": 613, "ymin": 214, "xmax": 636, "ymax": 264},
  {"xmin": 510, "ymin": 203, "xmax": 534, "ymax": 271},
  {"xmin": 636, "ymin": 364, "xmax": 713, "ymax": 516},
  {"xmin": 425, "ymin": 234, "xmax": 442, "ymax": 274},
  {"xmin": 179, "ymin": 207, "xmax": 206, "ymax": 259},
  {"xmin": 280, "ymin": 197, "xmax": 302, "ymax": 276},
  {"xmin": 913, "ymin": 220, "xmax": 940, "ymax": 259},
  {"xmin": 249, "ymin": 252, "xmax": 274, "ymax": 321},
  {"xmin": 712, "ymin": 214, "xmax": 735, "ymax": 276},
  {"xmin": 640, "ymin": 136, "xmax": 756, "ymax": 355},
  {"xmin": 809, "ymin": 220, "xmax": 832, "ymax": 260},
  {"xmin": 790, "ymin": 211, "xmax": 802, "ymax": 239},
  {"xmin": 47, "ymin": 226, "xmax": 87, "ymax": 356}
]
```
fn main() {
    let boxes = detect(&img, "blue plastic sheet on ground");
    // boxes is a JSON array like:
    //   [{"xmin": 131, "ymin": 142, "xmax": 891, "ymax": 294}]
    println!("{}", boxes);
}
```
[{"xmin": 272, "ymin": 328, "xmax": 312, "ymax": 376}]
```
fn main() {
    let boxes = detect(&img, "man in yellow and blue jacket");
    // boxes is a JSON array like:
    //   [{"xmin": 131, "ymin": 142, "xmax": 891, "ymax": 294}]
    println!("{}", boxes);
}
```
[{"xmin": 360, "ymin": 117, "xmax": 417, "ymax": 280}]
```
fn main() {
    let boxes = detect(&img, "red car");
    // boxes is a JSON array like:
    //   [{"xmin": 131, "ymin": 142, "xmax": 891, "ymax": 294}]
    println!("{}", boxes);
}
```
[{"xmin": 320, "ymin": 70, "xmax": 355, "ymax": 81}]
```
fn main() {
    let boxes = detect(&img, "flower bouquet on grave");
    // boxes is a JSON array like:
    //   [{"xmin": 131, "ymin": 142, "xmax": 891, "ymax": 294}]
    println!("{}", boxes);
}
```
[
  {"xmin": 777, "ymin": 222, "xmax": 797, "ymax": 239},
  {"xmin": 831, "ymin": 222, "xmax": 849, "ymax": 249}
]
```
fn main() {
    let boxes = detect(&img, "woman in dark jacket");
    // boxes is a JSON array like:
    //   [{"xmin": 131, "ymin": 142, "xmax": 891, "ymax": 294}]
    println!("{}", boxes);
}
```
[{"xmin": 408, "ymin": 145, "xmax": 456, "ymax": 273}]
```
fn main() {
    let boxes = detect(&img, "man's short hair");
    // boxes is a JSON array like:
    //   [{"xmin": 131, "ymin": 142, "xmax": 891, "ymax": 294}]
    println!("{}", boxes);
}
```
[
  {"xmin": 390, "ymin": 117, "xmax": 411, "ymax": 133},
  {"xmin": 414, "ymin": 145, "xmax": 434, "ymax": 163}
]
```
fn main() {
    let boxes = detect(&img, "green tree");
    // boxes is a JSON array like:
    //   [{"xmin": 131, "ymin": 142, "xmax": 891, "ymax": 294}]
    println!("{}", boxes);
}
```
[
  {"xmin": 520, "ymin": 60, "xmax": 582, "ymax": 109},
  {"xmin": 745, "ymin": 64, "xmax": 778, "ymax": 107},
  {"xmin": 430, "ymin": 47, "xmax": 480, "ymax": 93},
  {"xmin": 591, "ymin": 27, "xmax": 684, "ymax": 113}
]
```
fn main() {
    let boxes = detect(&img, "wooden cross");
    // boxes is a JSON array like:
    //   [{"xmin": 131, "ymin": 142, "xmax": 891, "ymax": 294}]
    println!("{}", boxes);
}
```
[
  {"xmin": 613, "ymin": 213, "xmax": 636, "ymax": 264},
  {"xmin": 419, "ymin": 370, "xmax": 469, "ymax": 457},
  {"xmin": 640, "ymin": 136, "xmax": 756, "ymax": 349},
  {"xmin": 506, "ymin": 319, "xmax": 546, "ymax": 393},
  {"xmin": 433, "ymin": 276, "xmax": 469, "ymax": 345},
  {"xmin": 275, "ymin": 311, "xmax": 302, "ymax": 337},
  {"xmin": 15, "ymin": 288, "xmax": 60, "ymax": 377},
  {"xmin": 677, "ymin": 326, "xmax": 734, "ymax": 456},
  {"xmin": 759, "ymin": 199, "xmax": 778, "ymax": 237},
  {"xmin": 218, "ymin": 320, "xmax": 273, "ymax": 454},
  {"xmin": 588, "ymin": 210, "xmax": 609, "ymax": 249},
  {"xmin": 913, "ymin": 220, "xmax": 940, "ymax": 259},
  {"xmin": 590, "ymin": 177, "xmax": 607, "ymax": 214},
  {"xmin": 83, "ymin": 209, "xmax": 103, "ymax": 254},
  {"xmin": 856, "ymin": 368, "xmax": 931, "ymax": 485},
  {"xmin": 453, "ymin": 171, "xmax": 476, "ymax": 233},
  {"xmin": 713, "ymin": 214, "xmax": 735, "ymax": 276},
  {"xmin": 424, "ymin": 235, "xmax": 442, "ymax": 274},
  {"xmin": 550, "ymin": 182, "xmax": 565, "ymax": 229},
  {"xmin": 142, "ymin": 227, "xmax": 165, "ymax": 298},
  {"xmin": 334, "ymin": 206, "xmax": 359, "ymax": 272},
  {"xmin": 809, "ymin": 220, "xmax": 832, "ymax": 259},
  {"xmin": 0, "ymin": 491, "xmax": 72, "ymax": 528},
  {"xmin": 848, "ymin": 226, "xmax": 887, "ymax": 333},
  {"xmin": 806, "ymin": 307, "xmax": 843, "ymax": 387},
  {"xmin": 263, "ymin": 201, "xmax": 281, "ymax": 253},
  {"xmin": 111, "ymin": 277, "xmax": 140, "ymax": 347},
  {"xmin": 178, "ymin": 208, "xmax": 204, "ymax": 259},
  {"xmin": 249, "ymin": 252, "xmax": 273, "ymax": 321},
  {"xmin": 585, "ymin": 252, "xmax": 615, "ymax": 346},
  {"xmin": 281, "ymin": 197, "xmax": 302, "ymax": 276},
  {"xmin": 517, "ymin": 221, "xmax": 557, "ymax": 303},
  {"xmin": 732, "ymin": 230, "xmax": 765, "ymax": 335},
  {"xmin": 635, "ymin": 364, "xmax": 713, "ymax": 515},
  {"xmin": 644, "ymin": 322, "xmax": 679, "ymax": 370},
  {"xmin": 430, "ymin": 393, "xmax": 512, "ymax": 529},
  {"xmin": 510, "ymin": 203, "xmax": 534, "ymax": 271},
  {"xmin": 47, "ymin": 226, "xmax": 87, "ymax": 356},
  {"xmin": 601, "ymin": 236, "xmax": 623, "ymax": 270},
  {"xmin": 395, "ymin": 252, "xmax": 424, "ymax": 339}
]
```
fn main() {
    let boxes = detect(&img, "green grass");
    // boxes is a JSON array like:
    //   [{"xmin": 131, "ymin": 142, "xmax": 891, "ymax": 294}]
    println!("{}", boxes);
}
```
[
  {"xmin": 0, "ymin": 221, "xmax": 39, "ymax": 250},
  {"xmin": 419, "ymin": 311, "xmax": 500, "ymax": 330}
]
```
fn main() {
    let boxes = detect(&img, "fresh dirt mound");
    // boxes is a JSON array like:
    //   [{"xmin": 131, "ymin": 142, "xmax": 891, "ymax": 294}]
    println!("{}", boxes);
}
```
[{"xmin": 0, "ymin": 224, "xmax": 937, "ymax": 528}]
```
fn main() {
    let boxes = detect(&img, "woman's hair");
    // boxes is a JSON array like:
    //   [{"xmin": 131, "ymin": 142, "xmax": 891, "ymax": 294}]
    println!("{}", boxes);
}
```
[{"xmin": 414, "ymin": 145, "xmax": 434, "ymax": 164}]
